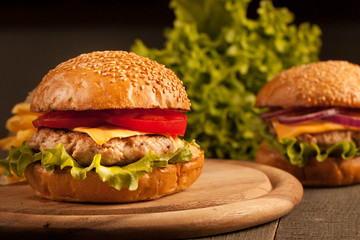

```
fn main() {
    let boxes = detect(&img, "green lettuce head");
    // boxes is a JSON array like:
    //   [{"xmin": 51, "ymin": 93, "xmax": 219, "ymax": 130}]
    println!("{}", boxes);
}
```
[{"xmin": 131, "ymin": 0, "xmax": 321, "ymax": 159}]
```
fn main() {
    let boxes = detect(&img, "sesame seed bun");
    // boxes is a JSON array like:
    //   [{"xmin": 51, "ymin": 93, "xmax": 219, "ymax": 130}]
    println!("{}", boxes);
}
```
[
  {"xmin": 30, "ymin": 51, "xmax": 191, "ymax": 112},
  {"xmin": 255, "ymin": 60, "xmax": 360, "ymax": 108},
  {"xmin": 24, "ymin": 145, "xmax": 204, "ymax": 203}
]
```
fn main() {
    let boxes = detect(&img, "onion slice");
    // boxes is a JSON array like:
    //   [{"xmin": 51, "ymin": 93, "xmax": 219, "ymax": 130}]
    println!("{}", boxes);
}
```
[
  {"xmin": 260, "ymin": 108, "xmax": 321, "ymax": 120},
  {"xmin": 261, "ymin": 107, "xmax": 360, "ymax": 127},
  {"xmin": 325, "ymin": 114, "xmax": 360, "ymax": 128},
  {"xmin": 260, "ymin": 109, "xmax": 293, "ymax": 120},
  {"xmin": 278, "ymin": 108, "xmax": 340, "ymax": 124}
]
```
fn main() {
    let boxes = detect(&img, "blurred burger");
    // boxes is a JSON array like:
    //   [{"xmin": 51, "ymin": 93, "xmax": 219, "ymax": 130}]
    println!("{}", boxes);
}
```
[
  {"xmin": 0, "ymin": 50, "xmax": 204, "ymax": 202},
  {"xmin": 255, "ymin": 60, "xmax": 360, "ymax": 186}
]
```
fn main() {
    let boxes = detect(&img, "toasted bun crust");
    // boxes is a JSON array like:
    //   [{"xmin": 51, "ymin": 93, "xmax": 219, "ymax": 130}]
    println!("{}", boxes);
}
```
[
  {"xmin": 256, "ymin": 61, "xmax": 360, "ymax": 108},
  {"xmin": 255, "ymin": 142, "xmax": 360, "ymax": 186},
  {"xmin": 30, "ymin": 51, "xmax": 191, "ymax": 112},
  {"xmin": 24, "ymin": 146, "xmax": 204, "ymax": 203}
]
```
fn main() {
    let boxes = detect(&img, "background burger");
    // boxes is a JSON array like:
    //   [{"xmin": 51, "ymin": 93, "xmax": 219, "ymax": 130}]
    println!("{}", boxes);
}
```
[
  {"xmin": 0, "ymin": 50, "xmax": 204, "ymax": 202},
  {"xmin": 255, "ymin": 60, "xmax": 360, "ymax": 186}
]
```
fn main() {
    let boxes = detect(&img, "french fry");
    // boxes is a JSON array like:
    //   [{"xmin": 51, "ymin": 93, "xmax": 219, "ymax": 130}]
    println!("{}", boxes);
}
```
[
  {"xmin": 0, "ymin": 102, "xmax": 40, "ymax": 150},
  {"xmin": 6, "ymin": 114, "xmax": 38, "ymax": 133},
  {"xmin": 0, "ymin": 101, "xmax": 40, "ymax": 184}
]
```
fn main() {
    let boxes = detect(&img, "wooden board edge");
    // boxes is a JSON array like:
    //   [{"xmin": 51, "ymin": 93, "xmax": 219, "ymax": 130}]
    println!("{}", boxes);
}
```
[{"xmin": 0, "ymin": 160, "xmax": 304, "ymax": 239}]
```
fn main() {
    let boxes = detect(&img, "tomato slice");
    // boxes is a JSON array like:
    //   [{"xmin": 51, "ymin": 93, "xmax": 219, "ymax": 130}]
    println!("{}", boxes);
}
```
[
  {"xmin": 105, "ymin": 109, "xmax": 187, "ymax": 136},
  {"xmin": 32, "ymin": 110, "xmax": 107, "ymax": 129},
  {"xmin": 32, "ymin": 109, "xmax": 188, "ymax": 136}
]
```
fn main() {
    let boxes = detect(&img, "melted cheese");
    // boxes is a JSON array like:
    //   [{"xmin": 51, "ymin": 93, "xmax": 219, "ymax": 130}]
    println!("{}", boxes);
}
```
[
  {"xmin": 272, "ymin": 120, "xmax": 355, "ymax": 140},
  {"xmin": 73, "ymin": 126, "xmax": 150, "ymax": 145}
]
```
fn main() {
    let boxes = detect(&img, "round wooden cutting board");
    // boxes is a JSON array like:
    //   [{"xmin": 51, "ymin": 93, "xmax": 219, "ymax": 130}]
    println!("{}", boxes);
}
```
[{"xmin": 0, "ymin": 159, "xmax": 303, "ymax": 239}]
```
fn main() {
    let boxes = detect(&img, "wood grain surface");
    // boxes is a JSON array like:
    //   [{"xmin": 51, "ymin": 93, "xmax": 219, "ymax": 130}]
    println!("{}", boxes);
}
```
[
  {"xmin": 194, "ymin": 182, "xmax": 360, "ymax": 240},
  {"xmin": 0, "ymin": 159, "xmax": 303, "ymax": 240},
  {"xmin": 275, "ymin": 185, "xmax": 360, "ymax": 239}
]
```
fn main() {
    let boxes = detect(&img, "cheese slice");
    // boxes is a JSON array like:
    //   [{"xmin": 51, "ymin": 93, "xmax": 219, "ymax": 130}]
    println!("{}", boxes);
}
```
[
  {"xmin": 272, "ymin": 120, "xmax": 355, "ymax": 140},
  {"xmin": 73, "ymin": 126, "xmax": 150, "ymax": 145}
]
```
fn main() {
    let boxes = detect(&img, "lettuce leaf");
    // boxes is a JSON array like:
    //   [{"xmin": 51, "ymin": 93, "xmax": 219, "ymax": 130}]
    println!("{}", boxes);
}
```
[
  {"xmin": 0, "ymin": 141, "xmax": 40, "ymax": 178},
  {"xmin": 0, "ymin": 140, "xmax": 197, "ymax": 191},
  {"xmin": 280, "ymin": 137, "xmax": 360, "ymax": 167},
  {"xmin": 131, "ymin": 0, "xmax": 321, "ymax": 160}
]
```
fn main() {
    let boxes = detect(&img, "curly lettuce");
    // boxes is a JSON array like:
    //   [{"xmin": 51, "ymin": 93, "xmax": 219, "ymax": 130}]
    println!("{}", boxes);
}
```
[
  {"xmin": 0, "ymin": 140, "xmax": 198, "ymax": 191},
  {"xmin": 131, "ymin": 0, "xmax": 321, "ymax": 159},
  {"xmin": 280, "ymin": 137, "xmax": 360, "ymax": 167}
]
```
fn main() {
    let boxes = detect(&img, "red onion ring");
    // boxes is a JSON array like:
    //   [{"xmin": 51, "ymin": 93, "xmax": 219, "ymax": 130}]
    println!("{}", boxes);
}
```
[
  {"xmin": 261, "ymin": 107, "xmax": 360, "ymax": 127},
  {"xmin": 261, "ymin": 107, "xmax": 323, "ymax": 121},
  {"xmin": 260, "ymin": 109, "xmax": 294, "ymax": 120},
  {"xmin": 325, "ymin": 114, "xmax": 360, "ymax": 128},
  {"xmin": 278, "ymin": 108, "xmax": 340, "ymax": 124}
]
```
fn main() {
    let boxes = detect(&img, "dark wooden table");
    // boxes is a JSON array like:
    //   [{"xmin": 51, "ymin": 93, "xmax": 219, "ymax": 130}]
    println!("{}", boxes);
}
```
[{"xmin": 197, "ymin": 184, "xmax": 360, "ymax": 239}]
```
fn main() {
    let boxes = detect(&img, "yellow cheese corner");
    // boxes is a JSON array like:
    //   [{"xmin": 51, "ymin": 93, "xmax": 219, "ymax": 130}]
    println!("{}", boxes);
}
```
[
  {"xmin": 272, "ymin": 120, "xmax": 356, "ymax": 140},
  {"xmin": 72, "ymin": 126, "xmax": 150, "ymax": 145}
]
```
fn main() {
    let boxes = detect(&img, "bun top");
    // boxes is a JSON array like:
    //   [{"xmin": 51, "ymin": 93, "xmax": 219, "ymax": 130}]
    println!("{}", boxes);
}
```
[
  {"xmin": 256, "ymin": 60, "xmax": 360, "ymax": 108},
  {"xmin": 31, "ymin": 51, "xmax": 191, "ymax": 112}
]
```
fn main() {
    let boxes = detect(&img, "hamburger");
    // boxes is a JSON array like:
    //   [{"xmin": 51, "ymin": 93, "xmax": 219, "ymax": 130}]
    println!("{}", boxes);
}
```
[
  {"xmin": 255, "ymin": 60, "xmax": 360, "ymax": 186},
  {"xmin": 0, "ymin": 50, "xmax": 204, "ymax": 202}
]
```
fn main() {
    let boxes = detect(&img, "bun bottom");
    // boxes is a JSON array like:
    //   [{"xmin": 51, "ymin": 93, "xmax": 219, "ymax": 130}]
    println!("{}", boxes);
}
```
[
  {"xmin": 24, "ymin": 146, "xmax": 204, "ymax": 203},
  {"xmin": 255, "ymin": 142, "xmax": 360, "ymax": 186}
]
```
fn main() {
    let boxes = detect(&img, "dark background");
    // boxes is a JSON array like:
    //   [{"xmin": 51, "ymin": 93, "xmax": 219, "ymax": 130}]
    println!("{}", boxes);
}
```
[{"xmin": 0, "ymin": 0, "xmax": 360, "ymax": 137}]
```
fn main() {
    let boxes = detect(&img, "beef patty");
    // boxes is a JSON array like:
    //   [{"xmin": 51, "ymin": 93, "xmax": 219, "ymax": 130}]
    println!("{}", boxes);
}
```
[
  {"xmin": 29, "ymin": 127, "xmax": 182, "ymax": 166},
  {"xmin": 296, "ymin": 130, "xmax": 360, "ymax": 150}
]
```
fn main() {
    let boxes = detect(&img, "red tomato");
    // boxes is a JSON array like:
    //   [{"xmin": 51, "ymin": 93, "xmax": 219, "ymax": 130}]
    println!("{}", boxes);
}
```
[
  {"xmin": 105, "ymin": 109, "xmax": 187, "ymax": 136},
  {"xmin": 32, "ymin": 110, "xmax": 106, "ymax": 129},
  {"xmin": 32, "ymin": 109, "xmax": 188, "ymax": 136}
]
